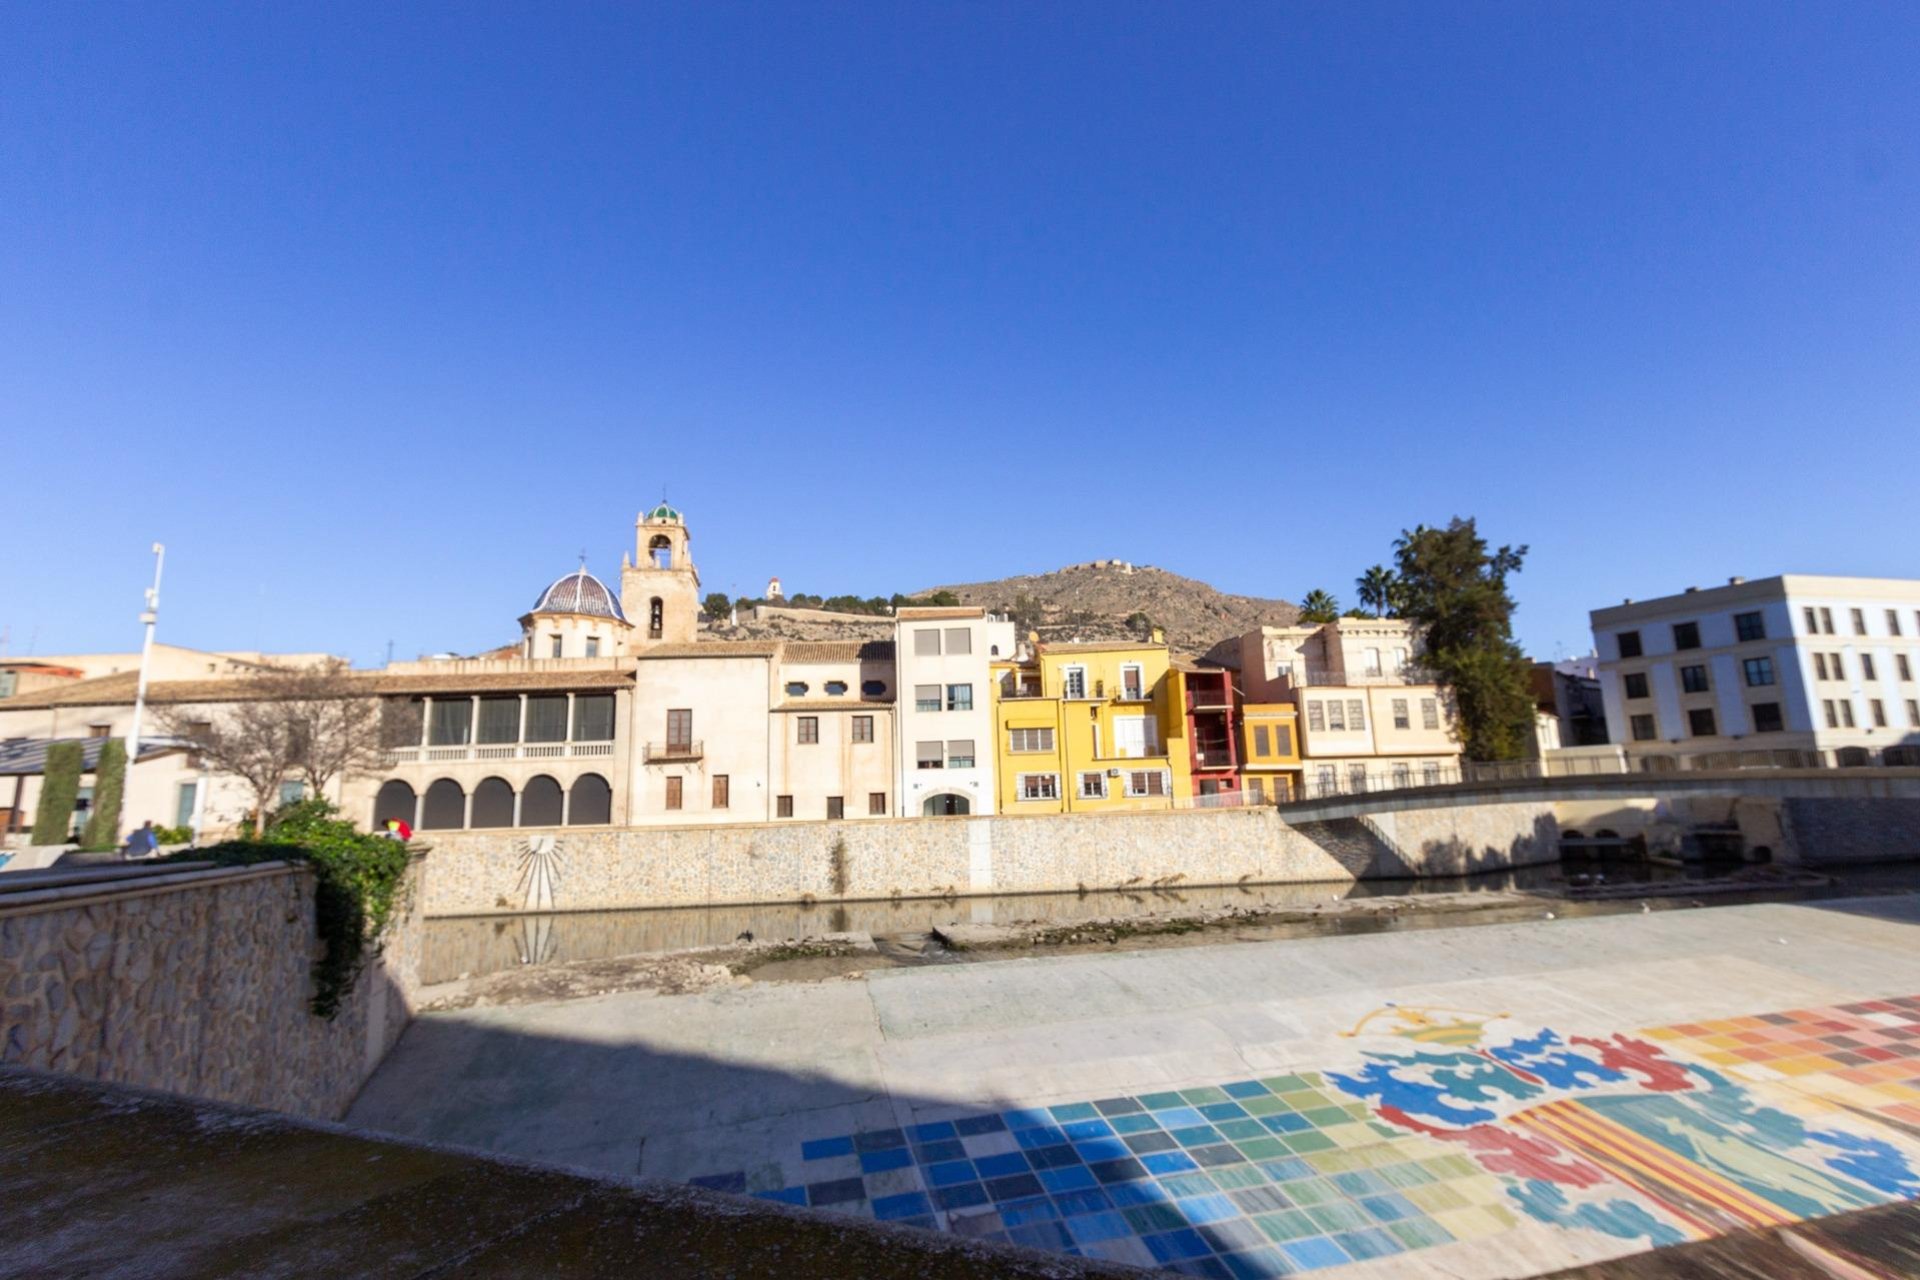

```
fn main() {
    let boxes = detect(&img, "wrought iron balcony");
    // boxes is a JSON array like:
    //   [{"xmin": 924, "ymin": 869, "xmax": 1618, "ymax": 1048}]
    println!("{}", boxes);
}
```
[{"xmin": 644, "ymin": 739, "xmax": 703, "ymax": 763}]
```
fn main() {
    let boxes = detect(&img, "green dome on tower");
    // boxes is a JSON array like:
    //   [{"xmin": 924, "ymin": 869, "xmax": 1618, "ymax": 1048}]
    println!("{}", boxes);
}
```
[{"xmin": 644, "ymin": 503, "xmax": 683, "ymax": 523}]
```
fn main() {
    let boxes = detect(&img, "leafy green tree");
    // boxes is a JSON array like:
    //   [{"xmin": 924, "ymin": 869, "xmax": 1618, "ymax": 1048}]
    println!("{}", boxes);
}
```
[
  {"xmin": 32, "ymin": 741, "xmax": 83, "ymax": 845},
  {"xmin": 1356, "ymin": 564, "xmax": 1401, "ymax": 618},
  {"xmin": 81, "ymin": 737, "xmax": 127, "ymax": 851},
  {"xmin": 1298, "ymin": 589, "xmax": 1341, "ymax": 623},
  {"xmin": 702, "ymin": 592, "xmax": 731, "ymax": 622},
  {"xmin": 1391, "ymin": 517, "xmax": 1536, "ymax": 760}
]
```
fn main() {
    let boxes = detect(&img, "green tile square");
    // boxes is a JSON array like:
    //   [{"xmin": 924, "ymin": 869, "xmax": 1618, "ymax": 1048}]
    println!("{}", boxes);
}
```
[
  {"xmin": 1305, "ymin": 1147, "xmax": 1364, "ymax": 1173},
  {"xmin": 1405, "ymin": 1182, "xmax": 1471, "ymax": 1213},
  {"xmin": 1236, "ymin": 1137, "xmax": 1290, "ymax": 1161},
  {"xmin": 1288, "ymin": 1091, "xmax": 1333, "ymax": 1109},
  {"xmin": 1306, "ymin": 1202, "xmax": 1371, "ymax": 1234},
  {"xmin": 1259, "ymin": 1074, "xmax": 1312, "ymax": 1093},
  {"xmin": 1284, "ymin": 1132, "xmax": 1336, "ymax": 1154},
  {"xmin": 1137, "ymin": 1091, "xmax": 1187, "ymax": 1111},
  {"xmin": 1180, "ymin": 1086, "xmax": 1230, "ymax": 1106},
  {"xmin": 1214, "ymin": 1119, "xmax": 1266, "ymax": 1141},
  {"xmin": 1301, "ymin": 1106, "xmax": 1351, "ymax": 1128},
  {"xmin": 1388, "ymin": 1217, "xmax": 1455, "ymax": 1250},
  {"xmin": 1162, "ymin": 1172, "xmax": 1217, "ymax": 1199},
  {"xmin": 1377, "ymin": 1162, "xmax": 1437, "ymax": 1189},
  {"xmin": 1254, "ymin": 1209, "xmax": 1318, "ymax": 1242},
  {"xmin": 1239, "ymin": 1095, "xmax": 1292, "ymax": 1117},
  {"xmin": 1282, "ymin": 1178, "xmax": 1341, "ymax": 1206},
  {"xmin": 1209, "ymin": 1165, "xmax": 1267, "ymax": 1191}
]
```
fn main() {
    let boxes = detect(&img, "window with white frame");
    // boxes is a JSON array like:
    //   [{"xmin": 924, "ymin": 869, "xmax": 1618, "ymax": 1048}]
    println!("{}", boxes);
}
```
[
  {"xmin": 915, "ymin": 684, "xmax": 941, "ymax": 712},
  {"xmin": 946, "ymin": 684, "xmax": 973, "ymax": 711},
  {"xmin": 1391, "ymin": 698, "xmax": 1409, "ymax": 730},
  {"xmin": 1120, "ymin": 664, "xmax": 1144, "ymax": 699},
  {"xmin": 1422, "ymin": 761, "xmax": 1441, "ymax": 785},
  {"xmin": 1124, "ymin": 769, "xmax": 1168, "ymax": 797},
  {"xmin": 1347, "ymin": 698, "xmax": 1365, "ymax": 729},
  {"xmin": 1316, "ymin": 765, "xmax": 1336, "ymax": 793},
  {"xmin": 947, "ymin": 739, "xmax": 976, "ymax": 768},
  {"xmin": 1364, "ymin": 648, "xmax": 1382, "ymax": 677},
  {"xmin": 916, "ymin": 740, "xmax": 944, "ymax": 769},
  {"xmin": 1061, "ymin": 666, "xmax": 1088, "ymax": 699},
  {"xmin": 1326, "ymin": 700, "xmax": 1346, "ymax": 731},
  {"xmin": 1307, "ymin": 701, "xmax": 1325, "ymax": 732},
  {"xmin": 1393, "ymin": 647, "xmax": 1409, "ymax": 672},
  {"xmin": 1078, "ymin": 772, "xmax": 1107, "ymax": 799},
  {"xmin": 1114, "ymin": 715, "xmax": 1156, "ymax": 758},
  {"xmin": 1018, "ymin": 773, "xmax": 1060, "ymax": 801},
  {"xmin": 1421, "ymin": 698, "xmax": 1439, "ymax": 730},
  {"xmin": 1008, "ymin": 727, "xmax": 1054, "ymax": 753},
  {"xmin": 1392, "ymin": 763, "xmax": 1411, "ymax": 789}
]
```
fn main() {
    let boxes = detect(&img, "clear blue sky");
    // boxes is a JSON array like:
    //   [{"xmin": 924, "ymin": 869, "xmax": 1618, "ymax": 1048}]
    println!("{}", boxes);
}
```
[{"xmin": 4, "ymin": 3, "xmax": 1916, "ymax": 667}]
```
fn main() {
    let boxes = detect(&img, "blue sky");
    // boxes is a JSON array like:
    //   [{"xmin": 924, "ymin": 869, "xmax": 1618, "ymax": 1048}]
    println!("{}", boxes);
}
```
[{"xmin": 3, "ymin": 3, "xmax": 1916, "ymax": 667}]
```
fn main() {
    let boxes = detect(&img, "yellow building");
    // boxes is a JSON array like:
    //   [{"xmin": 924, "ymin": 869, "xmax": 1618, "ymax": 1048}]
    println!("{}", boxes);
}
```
[
  {"xmin": 1238, "ymin": 703, "xmax": 1302, "ymax": 803},
  {"xmin": 991, "ymin": 641, "xmax": 1192, "ymax": 813}
]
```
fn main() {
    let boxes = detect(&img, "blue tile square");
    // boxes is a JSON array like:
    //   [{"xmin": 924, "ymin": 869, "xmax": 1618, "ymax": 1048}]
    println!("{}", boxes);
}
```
[
  {"xmin": 1088, "ymin": 1157, "xmax": 1149, "ymax": 1184},
  {"xmin": 974, "ymin": 1150, "xmax": 1030, "ymax": 1178},
  {"xmin": 1064, "ymin": 1210, "xmax": 1134, "ymax": 1244},
  {"xmin": 1094, "ymin": 1096, "xmax": 1145, "ymax": 1116},
  {"xmin": 1171, "ymin": 1125, "xmax": 1224, "ymax": 1147},
  {"xmin": 1190, "ymin": 1144, "xmax": 1248, "ymax": 1168},
  {"xmin": 859, "ymin": 1147, "xmax": 912, "ymax": 1173},
  {"xmin": 1160, "ymin": 1173, "xmax": 1218, "ymax": 1199},
  {"xmin": 1256, "ymin": 1159, "xmax": 1314, "ymax": 1183},
  {"xmin": 985, "ymin": 1172, "xmax": 1045, "ymax": 1201},
  {"xmin": 910, "ymin": 1121, "xmax": 957, "ymax": 1143},
  {"xmin": 1219, "ymin": 1248, "xmax": 1294, "ymax": 1279},
  {"xmin": 1107, "ymin": 1180, "xmax": 1171, "ymax": 1207},
  {"xmin": 1142, "ymin": 1150, "xmax": 1200, "ymax": 1175},
  {"xmin": 1181, "ymin": 1193, "xmax": 1240, "ymax": 1224},
  {"xmin": 953, "ymin": 1113, "xmax": 1007, "ymax": 1136},
  {"xmin": 1201, "ymin": 1101, "xmax": 1251, "ymax": 1121},
  {"xmin": 895, "ymin": 1215, "xmax": 939, "ymax": 1231},
  {"xmin": 1334, "ymin": 1228, "xmax": 1403, "ymax": 1261},
  {"xmin": 1169, "ymin": 1258, "xmax": 1234, "ymax": 1280},
  {"xmin": 853, "ymin": 1128, "xmax": 906, "ymax": 1153},
  {"xmin": 1038, "ymin": 1166, "xmax": 1098, "ymax": 1194},
  {"xmin": 931, "ymin": 1182, "xmax": 989, "ymax": 1211},
  {"xmin": 1262, "ymin": 1114, "xmax": 1312, "ymax": 1135},
  {"xmin": 1063, "ymin": 1117, "xmax": 1116, "ymax": 1141},
  {"xmin": 1014, "ymin": 1124, "xmax": 1069, "ymax": 1150},
  {"xmin": 1281, "ymin": 1237, "xmax": 1352, "ymax": 1269},
  {"xmin": 872, "ymin": 1191, "xmax": 933, "ymax": 1220},
  {"xmin": 999, "ymin": 1195, "xmax": 1060, "ymax": 1227},
  {"xmin": 1358, "ymin": 1193, "xmax": 1418, "ymax": 1223},
  {"xmin": 1073, "ymin": 1137, "xmax": 1132, "ymax": 1162},
  {"xmin": 1050, "ymin": 1101, "xmax": 1101, "ymax": 1123},
  {"xmin": 1155, "ymin": 1106, "xmax": 1208, "ymax": 1128},
  {"xmin": 1223, "ymin": 1081, "xmax": 1272, "ymax": 1100},
  {"xmin": 1110, "ymin": 1113, "xmax": 1162, "ymax": 1135},
  {"xmin": 1003, "ymin": 1107, "xmax": 1055, "ymax": 1129},
  {"xmin": 753, "ymin": 1186, "xmax": 808, "ymax": 1206},
  {"xmin": 806, "ymin": 1176, "xmax": 868, "ymax": 1207},
  {"xmin": 801, "ymin": 1135, "xmax": 854, "ymax": 1161},
  {"xmin": 913, "ymin": 1138, "xmax": 966, "ymax": 1163},
  {"xmin": 1331, "ymin": 1171, "xmax": 1387, "ymax": 1197},
  {"xmin": 925, "ymin": 1160, "xmax": 978, "ymax": 1187},
  {"xmin": 689, "ymin": 1171, "xmax": 746, "ymax": 1194},
  {"xmin": 1052, "ymin": 1186, "xmax": 1116, "ymax": 1216},
  {"xmin": 1145, "ymin": 1227, "xmax": 1213, "ymax": 1263},
  {"xmin": 1025, "ymin": 1143, "xmax": 1084, "ymax": 1170},
  {"xmin": 1124, "ymin": 1130, "xmax": 1180, "ymax": 1155},
  {"xmin": 1009, "ymin": 1220, "xmax": 1075, "ymax": 1251}
]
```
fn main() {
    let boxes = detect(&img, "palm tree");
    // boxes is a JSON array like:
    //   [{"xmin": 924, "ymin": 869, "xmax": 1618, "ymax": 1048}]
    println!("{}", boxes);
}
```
[
  {"xmin": 1356, "ymin": 565, "xmax": 1399, "ymax": 618},
  {"xmin": 1298, "ymin": 589, "xmax": 1340, "ymax": 623}
]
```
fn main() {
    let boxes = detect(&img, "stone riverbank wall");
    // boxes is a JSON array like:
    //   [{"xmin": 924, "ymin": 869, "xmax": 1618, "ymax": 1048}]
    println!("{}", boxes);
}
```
[
  {"xmin": 421, "ymin": 800, "xmax": 1560, "ymax": 916},
  {"xmin": 0, "ymin": 857, "xmax": 425, "ymax": 1121}
]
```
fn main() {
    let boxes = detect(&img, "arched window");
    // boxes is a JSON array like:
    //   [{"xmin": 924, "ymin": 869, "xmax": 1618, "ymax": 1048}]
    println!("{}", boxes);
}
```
[
  {"xmin": 649, "ymin": 535, "xmax": 672, "ymax": 570},
  {"xmin": 471, "ymin": 777, "xmax": 515, "ymax": 828},
  {"xmin": 923, "ymin": 793, "xmax": 971, "ymax": 817},
  {"xmin": 568, "ymin": 773, "xmax": 612, "ymax": 825},
  {"xmin": 372, "ymin": 780, "xmax": 416, "ymax": 829},
  {"xmin": 862, "ymin": 680, "xmax": 887, "ymax": 697},
  {"xmin": 649, "ymin": 597, "xmax": 664, "ymax": 639},
  {"xmin": 421, "ymin": 778, "xmax": 466, "ymax": 829},
  {"xmin": 520, "ymin": 775, "xmax": 563, "ymax": 826}
]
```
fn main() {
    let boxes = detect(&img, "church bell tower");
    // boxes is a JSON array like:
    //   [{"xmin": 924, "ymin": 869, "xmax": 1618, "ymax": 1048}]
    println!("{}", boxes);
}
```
[{"xmin": 620, "ymin": 503, "xmax": 701, "ymax": 645}]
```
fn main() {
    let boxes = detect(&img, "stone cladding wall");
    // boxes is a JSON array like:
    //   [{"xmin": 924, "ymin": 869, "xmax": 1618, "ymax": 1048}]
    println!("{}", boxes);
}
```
[
  {"xmin": 421, "ymin": 802, "xmax": 1559, "ymax": 916},
  {"xmin": 0, "ymin": 857, "xmax": 425, "ymax": 1121}
]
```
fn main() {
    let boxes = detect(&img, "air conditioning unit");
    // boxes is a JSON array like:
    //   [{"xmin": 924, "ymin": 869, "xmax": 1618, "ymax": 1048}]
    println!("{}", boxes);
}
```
[{"xmin": 1108, "ymin": 768, "xmax": 1122, "ymax": 778}]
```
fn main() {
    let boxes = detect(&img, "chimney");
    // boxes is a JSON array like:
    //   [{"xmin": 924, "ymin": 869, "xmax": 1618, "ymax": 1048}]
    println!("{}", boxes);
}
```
[
  {"xmin": 1729, "ymin": 576, "xmax": 1745, "ymax": 585},
  {"xmin": 1684, "ymin": 586, "xmax": 1698, "ymax": 593}
]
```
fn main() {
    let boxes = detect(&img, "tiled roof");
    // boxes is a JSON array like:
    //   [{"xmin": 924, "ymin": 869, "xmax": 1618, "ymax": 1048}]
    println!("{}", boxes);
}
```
[
  {"xmin": 0, "ymin": 667, "xmax": 634, "ymax": 710},
  {"xmin": 636, "ymin": 642, "xmax": 780, "ymax": 660},
  {"xmin": 773, "ymin": 700, "xmax": 893, "ymax": 713},
  {"xmin": 1040, "ymin": 641, "xmax": 1167, "ymax": 655},
  {"xmin": 895, "ymin": 607, "xmax": 984, "ymax": 620},
  {"xmin": 782, "ymin": 641, "xmax": 896, "ymax": 664}
]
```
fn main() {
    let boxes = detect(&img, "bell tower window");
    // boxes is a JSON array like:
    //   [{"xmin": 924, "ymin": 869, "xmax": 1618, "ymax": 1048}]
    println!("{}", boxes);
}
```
[
  {"xmin": 649, "ymin": 598, "xmax": 664, "ymax": 640},
  {"xmin": 649, "ymin": 535, "xmax": 673, "ymax": 570}
]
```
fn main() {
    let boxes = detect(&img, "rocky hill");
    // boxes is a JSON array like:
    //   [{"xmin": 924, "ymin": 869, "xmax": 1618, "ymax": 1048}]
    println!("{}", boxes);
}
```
[{"xmin": 920, "ymin": 561, "xmax": 1297, "ymax": 655}]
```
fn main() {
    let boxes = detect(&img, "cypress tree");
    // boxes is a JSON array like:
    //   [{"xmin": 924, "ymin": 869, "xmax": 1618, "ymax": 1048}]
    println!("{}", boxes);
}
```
[
  {"xmin": 32, "ymin": 741, "xmax": 84, "ymax": 846},
  {"xmin": 82, "ymin": 737, "xmax": 128, "ymax": 851}
]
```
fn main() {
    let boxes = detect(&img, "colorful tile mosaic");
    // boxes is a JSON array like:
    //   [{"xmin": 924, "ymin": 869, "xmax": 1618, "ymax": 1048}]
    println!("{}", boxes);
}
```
[{"xmin": 685, "ymin": 995, "xmax": 1920, "ymax": 1276}]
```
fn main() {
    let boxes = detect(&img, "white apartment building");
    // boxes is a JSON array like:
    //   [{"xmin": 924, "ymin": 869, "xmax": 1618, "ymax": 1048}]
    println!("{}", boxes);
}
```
[
  {"xmin": 893, "ymin": 607, "xmax": 1016, "ymax": 816},
  {"xmin": 1590, "ymin": 575, "xmax": 1920, "ymax": 769}
]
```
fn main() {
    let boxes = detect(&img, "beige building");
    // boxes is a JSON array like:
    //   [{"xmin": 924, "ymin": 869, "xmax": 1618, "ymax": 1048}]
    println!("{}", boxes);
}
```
[{"xmin": 1238, "ymin": 618, "xmax": 1462, "ymax": 796}]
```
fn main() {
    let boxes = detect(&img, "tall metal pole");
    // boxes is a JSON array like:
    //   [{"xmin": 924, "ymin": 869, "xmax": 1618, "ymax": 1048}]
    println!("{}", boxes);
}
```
[{"xmin": 126, "ymin": 543, "xmax": 165, "ymax": 761}]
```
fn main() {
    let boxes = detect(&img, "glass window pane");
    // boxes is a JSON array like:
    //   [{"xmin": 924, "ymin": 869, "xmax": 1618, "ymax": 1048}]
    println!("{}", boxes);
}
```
[
  {"xmin": 525, "ymin": 695, "xmax": 569, "ymax": 742},
  {"xmin": 477, "ymin": 697, "xmax": 521, "ymax": 743},
  {"xmin": 428, "ymin": 699, "xmax": 472, "ymax": 746},
  {"xmin": 573, "ymin": 694, "xmax": 615, "ymax": 742}
]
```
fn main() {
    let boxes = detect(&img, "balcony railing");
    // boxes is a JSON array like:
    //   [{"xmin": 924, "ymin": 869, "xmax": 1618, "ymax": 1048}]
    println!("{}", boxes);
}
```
[
  {"xmin": 383, "ymin": 740, "xmax": 615, "ymax": 766},
  {"xmin": 644, "ymin": 739, "xmax": 703, "ymax": 763}
]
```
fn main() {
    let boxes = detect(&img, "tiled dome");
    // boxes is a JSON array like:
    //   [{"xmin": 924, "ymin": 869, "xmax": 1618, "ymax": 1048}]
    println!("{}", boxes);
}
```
[
  {"xmin": 531, "ymin": 567, "xmax": 627, "ymax": 622},
  {"xmin": 643, "ymin": 503, "xmax": 683, "ymax": 524}
]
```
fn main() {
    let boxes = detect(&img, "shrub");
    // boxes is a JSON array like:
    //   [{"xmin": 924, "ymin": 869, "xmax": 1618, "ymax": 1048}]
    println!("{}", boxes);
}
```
[
  {"xmin": 32, "ymin": 742, "xmax": 83, "ymax": 845},
  {"xmin": 175, "ymin": 797, "xmax": 412, "ymax": 1018},
  {"xmin": 153, "ymin": 824, "xmax": 193, "ymax": 844},
  {"xmin": 81, "ymin": 738, "xmax": 127, "ymax": 851}
]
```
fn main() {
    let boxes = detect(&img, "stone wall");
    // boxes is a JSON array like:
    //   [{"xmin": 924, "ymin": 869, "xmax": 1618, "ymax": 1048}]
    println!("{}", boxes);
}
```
[
  {"xmin": 1782, "ymin": 798, "xmax": 1920, "ymax": 864},
  {"xmin": 421, "ymin": 801, "xmax": 1560, "ymax": 916},
  {"xmin": 0, "ymin": 857, "xmax": 425, "ymax": 1121}
]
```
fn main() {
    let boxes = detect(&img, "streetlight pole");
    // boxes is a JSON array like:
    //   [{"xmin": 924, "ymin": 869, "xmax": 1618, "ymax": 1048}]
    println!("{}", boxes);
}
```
[{"xmin": 126, "ymin": 543, "xmax": 165, "ymax": 761}]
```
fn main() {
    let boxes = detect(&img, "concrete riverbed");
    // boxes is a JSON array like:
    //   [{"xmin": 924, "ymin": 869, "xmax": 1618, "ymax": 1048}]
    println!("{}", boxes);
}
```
[{"xmin": 356, "ymin": 891, "xmax": 1920, "ymax": 1279}]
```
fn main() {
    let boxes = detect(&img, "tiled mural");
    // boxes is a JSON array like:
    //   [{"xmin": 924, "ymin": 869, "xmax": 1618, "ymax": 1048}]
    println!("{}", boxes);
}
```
[{"xmin": 687, "ymin": 995, "xmax": 1920, "ymax": 1277}]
